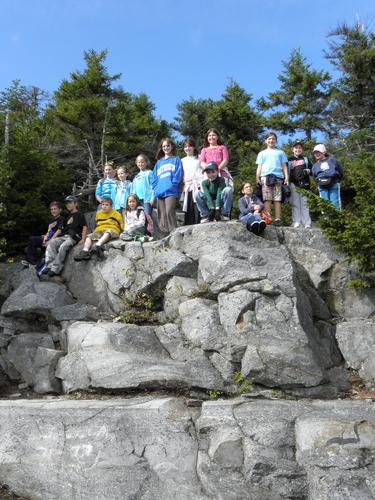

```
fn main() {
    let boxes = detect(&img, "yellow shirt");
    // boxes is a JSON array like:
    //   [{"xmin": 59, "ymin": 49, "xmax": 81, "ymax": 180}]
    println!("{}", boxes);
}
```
[{"xmin": 95, "ymin": 209, "xmax": 124, "ymax": 235}]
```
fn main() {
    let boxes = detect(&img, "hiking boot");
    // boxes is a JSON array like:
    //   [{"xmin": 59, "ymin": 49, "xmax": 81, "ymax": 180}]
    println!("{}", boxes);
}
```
[
  {"xmin": 221, "ymin": 215, "xmax": 230, "ymax": 221},
  {"xmin": 250, "ymin": 221, "xmax": 260, "ymax": 234},
  {"xmin": 258, "ymin": 220, "xmax": 266, "ymax": 234},
  {"xmin": 74, "ymin": 250, "xmax": 91, "ymax": 261},
  {"xmin": 200, "ymin": 218, "xmax": 209, "ymax": 223},
  {"xmin": 273, "ymin": 219, "xmax": 282, "ymax": 227},
  {"xmin": 94, "ymin": 245, "xmax": 105, "ymax": 260},
  {"xmin": 47, "ymin": 270, "xmax": 57, "ymax": 277}
]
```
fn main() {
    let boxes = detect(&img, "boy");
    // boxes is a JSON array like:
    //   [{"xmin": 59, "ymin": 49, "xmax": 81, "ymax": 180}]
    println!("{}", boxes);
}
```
[
  {"xmin": 195, "ymin": 162, "xmax": 233, "ymax": 222},
  {"xmin": 43, "ymin": 196, "xmax": 88, "ymax": 277},
  {"xmin": 256, "ymin": 132, "xmax": 289, "ymax": 226},
  {"xmin": 22, "ymin": 201, "xmax": 65, "ymax": 266},
  {"xmin": 288, "ymin": 141, "xmax": 312, "ymax": 228},
  {"xmin": 74, "ymin": 197, "xmax": 123, "ymax": 261}
]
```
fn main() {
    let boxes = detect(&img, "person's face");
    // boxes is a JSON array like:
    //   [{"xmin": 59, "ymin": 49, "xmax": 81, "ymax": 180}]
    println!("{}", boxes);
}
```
[
  {"xmin": 265, "ymin": 135, "xmax": 277, "ymax": 148},
  {"xmin": 50, "ymin": 205, "xmax": 62, "ymax": 217},
  {"xmin": 128, "ymin": 197, "xmax": 137, "ymax": 210},
  {"xmin": 313, "ymin": 150, "xmax": 324, "ymax": 160},
  {"xmin": 162, "ymin": 141, "xmax": 173, "ymax": 156},
  {"xmin": 206, "ymin": 169, "xmax": 218, "ymax": 180},
  {"xmin": 117, "ymin": 169, "xmax": 127, "ymax": 181},
  {"xmin": 242, "ymin": 184, "xmax": 253, "ymax": 196},
  {"xmin": 101, "ymin": 201, "xmax": 112, "ymax": 213},
  {"xmin": 207, "ymin": 132, "xmax": 218, "ymax": 145},
  {"xmin": 184, "ymin": 144, "xmax": 195, "ymax": 156},
  {"xmin": 293, "ymin": 145, "xmax": 303, "ymax": 156},
  {"xmin": 104, "ymin": 165, "xmax": 114, "ymax": 178},
  {"xmin": 65, "ymin": 201, "xmax": 76, "ymax": 213},
  {"xmin": 136, "ymin": 157, "xmax": 147, "ymax": 170}
]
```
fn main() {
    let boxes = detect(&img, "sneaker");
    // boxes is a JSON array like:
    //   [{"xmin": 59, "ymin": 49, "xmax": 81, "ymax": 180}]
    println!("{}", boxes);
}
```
[
  {"xmin": 21, "ymin": 260, "xmax": 31, "ymax": 267},
  {"xmin": 200, "ymin": 218, "xmax": 209, "ymax": 224},
  {"xmin": 258, "ymin": 220, "xmax": 266, "ymax": 234},
  {"xmin": 293, "ymin": 222, "xmax": 300, "ymax": 228},
  {"xmin": 304, "ymin": 224, "xmax": 311, "ymax": 229},
  {"xmin": 250, "ymin": 221, "xmax": 260, "ymax": 234},
  {"xmin": 94, "ymin": 245, "xmax": 105, "ymax": 260},
  {"xmin": 74, "ymin": 250, "xmax": 91, "ymax": 261},
  {"xmin": 221, "ymin": 215, "xmax": 230, "ymax": 221},
  {"xmin": 47, "ymin": 270, "xmax": 57, "ymax": 277},
  {"xmin": 273, "ymin": 219, "xmax": 282, "ymax": 227}
]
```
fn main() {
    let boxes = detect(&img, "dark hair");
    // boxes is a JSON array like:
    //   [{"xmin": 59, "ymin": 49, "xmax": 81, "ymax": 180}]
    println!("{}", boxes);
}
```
[
  {"xmin": 101, "ymin": 197, "xmax": 113, "ymax": 206},
  {"xmin": 240, "ymin": 181, "xmax": 253, "ymax": 193},
  {"xmin": 49, "ymin": 201, "xmax": 62, "ymax": 209},
  {"xmin": 292, "ymin": 140, "xmax": 304, "ymax": 148},
  {"xmin": 156, "ymin": 137, "xmax": 177, "ymax": 159},
  {"xmin": 117, "ymin": 165, "xmax": 128, "ymax": 175},
  {"xmin": 265, "ymin": 132, "xmax": 277, "ymax": 140},
  {"xmin": 126, "ymin": 193, "xmax": 141, "ymax": 211},
  {"xmin": 203, "ymin": 128, "xmax": 224, "ymax": 148},
  {"xmin": 183, "ymin": 138, "xmax": 199, "ymax": 157},
  {"xmin": 136, "ymin": 153, "xmax": 150, "ymax": 166}
]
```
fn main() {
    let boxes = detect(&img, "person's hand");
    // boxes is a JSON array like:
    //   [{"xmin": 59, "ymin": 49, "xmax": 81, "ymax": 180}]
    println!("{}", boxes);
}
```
[
  {"xmin": 214, "ymin": 209, "xmax": 221, "ymax": 221},
  {"xmin": 254, "ymin": 204, "xmax": 261, "ymax": 211},
  {"xmin": 150, "ymin": 199, "xmax": 154, "ymax": 207},
  {"xmin": 208, "ymin": 209, "xmax": 215, "ymax": 222}
]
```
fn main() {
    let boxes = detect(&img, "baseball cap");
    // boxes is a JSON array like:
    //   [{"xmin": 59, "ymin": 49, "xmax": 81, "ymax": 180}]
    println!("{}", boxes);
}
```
[
  {"xmin": 64, "ymin": 195, "xmax": 78, "ymax": 202},
  {"xmin": 203, "ymin": 162, "xmax": 219, "ymax": 172},
  {"xmin": 313, "ymin": 144, "xmax": 327, "ymax": 154}
]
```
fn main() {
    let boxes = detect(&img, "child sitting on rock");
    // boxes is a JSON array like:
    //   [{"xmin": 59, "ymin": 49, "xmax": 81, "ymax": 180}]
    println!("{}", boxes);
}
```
[
  {"xmin": 195, "ymin": 162, "xmax": 233, "ymax": 222},
  {"xmin": 74, "ymin": 197, "xmax": 123, "ymax": 261},
  {"xmin": 238, "ymin": 182, "xmax": 266, "ymax": 235},
  {"xmin": 120, "ymin": 194, "xmax": 149, "ymax": 241}
]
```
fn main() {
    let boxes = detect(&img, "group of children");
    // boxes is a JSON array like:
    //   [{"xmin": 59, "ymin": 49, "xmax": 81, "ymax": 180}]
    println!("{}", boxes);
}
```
[{"xmin": 23, "ymin": 129, "xmax": 344, "ymax": 275}]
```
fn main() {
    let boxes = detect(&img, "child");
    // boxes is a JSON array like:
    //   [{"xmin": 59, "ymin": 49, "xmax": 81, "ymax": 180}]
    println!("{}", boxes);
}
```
[
  {"xmin": 238, "ymin": 182, "xmax": 266, "ymax": 235},
  {"xmin": 114, "ymin": 166, "xmax": 131, "ymax": 219},
  {"xmin": 95, "ymin": 161, "xmax": 117, "ymax": 207},
  {"xmin": 312, "ymin": 144, "xmax": 344, "ymax": 210},
  {"xmin": 288, "ymin": 141, "xmax": 312, "ymax": 228},
  {"xmin": 255, "ymin": 132, "xmax": 289, "ymax": 226},
  {"xmin": 130, "ymin": 154, "xmax": 154, "ymax": 218},
  {"xmin": 195, "ymin": 162, "xmax": 233, "ymax": 222},
  {"xmin": 120, "ymin": 194, "xmax": 147, "ymax": 241},
  {"xmin": 181, "ymin": 139, "xmax": 202, "ymax": 225},
  {"xmin": 74, "ymin": 197, "xmax": 123, "ymax": 261},
  {"xmin": 152, "ymin": 138, "xmax": 183, "ymax": 237},
  {"xmin": 43, "ymin": 196, "xmax": 88, "ymax": 276},
  {"xmin": 200, "ymin": 128, "xmax": 233, "ymax": 187},
  {"xmin": 22, "ymin": 201, "xmax": 65, "ymax": 266}
]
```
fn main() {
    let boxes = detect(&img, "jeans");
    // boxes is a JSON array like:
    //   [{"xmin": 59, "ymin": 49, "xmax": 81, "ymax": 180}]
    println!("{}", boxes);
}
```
[
  {"xmin": 239, "ymin": 213, "xmax": 262, "ymax": 225},
  {"xmin": 45, "ymin": 235, "xmax": 76, "ymax": 274},
  {"xmin": 195, "ymin": 187, "xmax": 233, "ymax": 217},
  {"xmin": 318, "ymin": 182, "xmax": 341, "ymax": 210}
]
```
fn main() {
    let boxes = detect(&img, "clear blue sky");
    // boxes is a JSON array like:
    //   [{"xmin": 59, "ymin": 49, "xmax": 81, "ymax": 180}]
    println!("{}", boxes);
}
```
[{"xmin": 1, "ymin": 0, "xmax": 374, "ymax": 127}]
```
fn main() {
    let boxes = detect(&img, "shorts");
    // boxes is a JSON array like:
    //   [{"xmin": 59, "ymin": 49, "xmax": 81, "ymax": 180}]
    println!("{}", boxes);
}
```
[
  {"xmin": 88, "ymin": 230, "xmax": 119, "ymax": 241},
  {"xmin": 261, "ymin": 176, "xmax": 283, "ymax": 202}
]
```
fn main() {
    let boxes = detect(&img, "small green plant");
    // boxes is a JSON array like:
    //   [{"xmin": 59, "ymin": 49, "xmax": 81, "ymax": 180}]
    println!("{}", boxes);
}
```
[
  {"xmin": 234, "ymin": 372, "xmax": 254, "ymax": 394},
  {"xmin": 208, "ymin": 389, "xmax": 223, "ymax": 400},
  {"xmin": 190, "ymin": 283, "xmax": 211, "ymax": 299},
  {"xmin": 120, "ymin": 289, "xmax": 164, "ymax": 325},
  {"xmin": 271, "ymin": 388, "xmax": 283, "ymax": 398},
  {"xmin": 347, "ymin": 278, "xmax": 371, "ymax": 289}
]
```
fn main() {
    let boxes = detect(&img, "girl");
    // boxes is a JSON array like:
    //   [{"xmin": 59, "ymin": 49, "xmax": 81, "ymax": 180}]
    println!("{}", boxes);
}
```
[
  {"xmin": 95, "ymin": 161, "xmax": 117, "ymax": 208},
  {"xmin": 152, "ymin": 137, "xmax": 183, "ymax": 237},
  {"xmin": 181, "ymin": 138, "xmax": 202, "ymax": 225},
  {"xmin": 114, "ymin": 166, "xmax": 131, "ymax": 219},
  {"xmin": 255, "ymin": 132, "xmax": 289, "ymax": 226},
  {"xmin": 238, "ymin": 182, "xmax": 266, "ymax": 235},
  {"xmin": 312, "ymin": 144, "xmax": 343, "ymax": 210},
  {"xmin": 120, "ymin": 194, "xmax": 146, "ymax": 241},
  {"xmin": 131, "ymin": 154, "xmax": 154, "ymax": 217},
  {"xmin": 200, "ymin": 128, "xmax": 233, "ymax": 187}
]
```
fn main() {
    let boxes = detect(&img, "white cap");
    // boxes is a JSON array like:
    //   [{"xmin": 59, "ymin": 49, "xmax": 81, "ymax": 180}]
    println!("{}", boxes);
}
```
[{"xmin": 313, "ymin": 144, "xmax": 327, "ymax": 154}]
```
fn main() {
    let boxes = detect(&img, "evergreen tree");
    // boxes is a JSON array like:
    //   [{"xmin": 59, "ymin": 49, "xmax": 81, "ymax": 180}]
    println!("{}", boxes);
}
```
[
  {"xmin": 257, "ymin": 48, "xmax": 331, "ymax": 140},
  {"xmin": 325, "ymin": 22, "xmax": 375, "ymax": 142}
]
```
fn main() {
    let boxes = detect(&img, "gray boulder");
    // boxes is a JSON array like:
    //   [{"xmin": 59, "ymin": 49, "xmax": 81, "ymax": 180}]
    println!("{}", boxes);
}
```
[
  {"xmin": 336, "ymin": 319, "xmax": 375, "ymax": 387},
  {"xmin": 56, "ymin": 321, "xmax": 224, "ymax": 393},
  {"xmin": 1, "ymin": 281, "xmax": 74, "ymax": 319},
  {"xmin": 32, "ymin": 347, "xmax": 65, "ymax": 394},
  {"xmin": 51, "ymin": 303, "xmax": 100, "ymax": 322}
]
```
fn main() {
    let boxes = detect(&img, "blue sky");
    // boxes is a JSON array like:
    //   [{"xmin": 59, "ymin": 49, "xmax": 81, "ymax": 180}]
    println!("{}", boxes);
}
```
[{"xmin": 1, "ymin": 0, "xmax": 374, "ymax": 127}]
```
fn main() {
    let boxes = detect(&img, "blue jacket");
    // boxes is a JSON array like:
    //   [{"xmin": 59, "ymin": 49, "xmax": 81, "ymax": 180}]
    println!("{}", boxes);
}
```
[
  {"xmin": 95, "ymin": 177, "xmax": 117, "ymax": 204},
  {"xmin": 152, "ymin": 156, "xmax": 183, "ymax": 198},
  {"xmin": 238, "ymin": 195, "xmax": 264, "ymax": 217},
  {"xmin": 114, "ymin": 180, "xmax": 132, "ymax": 210},
  {"xmin": 131, "ymin": 170, "xmax": 154, "ymax": 203},
  {"xmin": 312, "ymin": 156, "xmax": 343, "ymax": 182}
]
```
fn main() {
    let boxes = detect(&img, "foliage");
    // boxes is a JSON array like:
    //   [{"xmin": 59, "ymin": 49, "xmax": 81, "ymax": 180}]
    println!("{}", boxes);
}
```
[
  {"xmin": 257, "ymin": 48, "xmax": 331, "ymax": 140},
  {"xmin": 120, "ymin": 289, "xmax": 164, "ymax": 325},
  {"xmin": 234, "ymin": 372, "xmax": 254, "ymax": 394},
  {"xmin": 207, "ymin": 389, "xmax": 223, "ymax": 400}
]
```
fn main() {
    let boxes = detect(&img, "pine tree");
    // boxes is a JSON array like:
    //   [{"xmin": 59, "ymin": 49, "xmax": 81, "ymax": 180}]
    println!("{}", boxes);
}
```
[{"xmin": 257, "ymin": 48, "xmax": 331, "ymax": 140}]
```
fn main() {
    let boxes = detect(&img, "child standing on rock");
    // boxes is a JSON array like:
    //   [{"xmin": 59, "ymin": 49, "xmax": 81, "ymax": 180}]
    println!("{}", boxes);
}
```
[
  {"xmin": 152, "ymin": 138, "xmax": 183, "ymax": 237},
  {"xmin": 312, "ymin": 144, "xmax": 344, "ymax": 210},
  {"xmin": 238, "ymin": 182, "xmax": 266, "ymax": 235},
  {"xmin": 95, "ymin": 161, "xmax": 118, "ymax": 208},
  {"xmin": 114, "ymin": 166, "xmax": 131, "ymax": 219},
  {"xmin": 131, "ymin": 154, "xmax": 154, "ymax": 218},
  {"xmin": 288, "ymin": 141, "xmax": 312, "ymax": 228},
  {"xmin": 256, "ymin": 132, "xmax": 289, "ymax": 226},
  {"xmin": 181, "ymin": 138, "xmax": 202, "ymax": 225},
  {"xmin": 200, "ymin": 128, "xmax": 233, "ymax": 188}
]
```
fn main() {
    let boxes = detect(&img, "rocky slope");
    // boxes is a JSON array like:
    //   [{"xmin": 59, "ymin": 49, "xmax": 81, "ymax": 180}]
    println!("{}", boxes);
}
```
[{"xmin": 0, "ymin": 222, "xmax": 374, "ymax": 499}]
